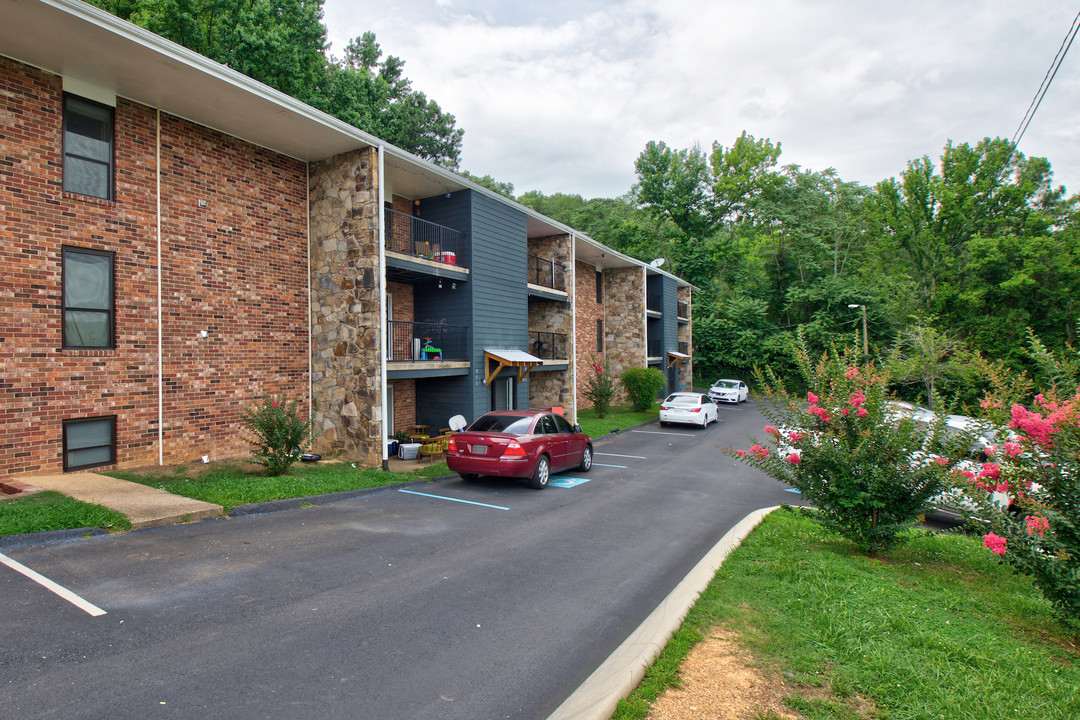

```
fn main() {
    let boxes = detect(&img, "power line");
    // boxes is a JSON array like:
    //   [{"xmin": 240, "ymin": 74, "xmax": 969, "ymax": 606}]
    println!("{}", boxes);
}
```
[{"xmin": 1012, "ymin": 8, "xmax": 1080, "ymax": 147}]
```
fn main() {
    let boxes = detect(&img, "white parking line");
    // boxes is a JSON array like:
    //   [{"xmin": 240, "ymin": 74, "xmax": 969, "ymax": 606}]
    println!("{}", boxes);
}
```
[
  {"xmin": 595, "ymin": 453, "xmax": 647, "ymax": 459},
  {"xmin": 631, "ymin": 429, "xmax": 694, "ymax": 436},
  {"xmin": 0, "ymin": 552, "xmax": 106, "ymax": 616}
]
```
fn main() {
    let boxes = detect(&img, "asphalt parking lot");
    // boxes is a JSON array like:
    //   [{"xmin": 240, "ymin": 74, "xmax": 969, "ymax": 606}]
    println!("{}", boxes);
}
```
[{"xmin": 1, "ymin": 401, "xmax": 800, "ymax": 720}]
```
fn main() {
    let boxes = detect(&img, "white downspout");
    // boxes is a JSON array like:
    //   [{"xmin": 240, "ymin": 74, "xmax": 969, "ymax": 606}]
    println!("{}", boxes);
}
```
[
  {"xmin": 378, "ymin": 145, "xmax": 388, "ymax": 467},
  {"xmin": 306, "ymin": 162, "xmax": 313, "ymax": 425},
  {"xmin": 570, "ymin": 233, "xmax": 578, "ymax": 424},
  {"xmin": 156, "ymin": 109, "xmax": 163, "ymax": 465}
]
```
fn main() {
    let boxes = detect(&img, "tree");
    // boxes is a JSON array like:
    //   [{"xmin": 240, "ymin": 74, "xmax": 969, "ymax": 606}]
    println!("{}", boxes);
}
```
[{"xmin": 88, "ymin": 2, "xmax": 464, "ymax": 166}]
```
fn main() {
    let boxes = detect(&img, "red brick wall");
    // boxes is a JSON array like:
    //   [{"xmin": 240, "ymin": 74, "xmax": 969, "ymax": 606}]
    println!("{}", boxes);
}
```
[
  {"xmin": 389, "ymin": 379, "xmax": 416, "ymax": 435},
  {"xmin": 0, "ymin": 57, "xmax": 309, "ymax": 476}
]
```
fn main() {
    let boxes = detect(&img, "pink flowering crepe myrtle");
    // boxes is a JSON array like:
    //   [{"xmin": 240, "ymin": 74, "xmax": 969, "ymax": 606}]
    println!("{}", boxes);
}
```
[{"xmin": 983, "ymin": 532, "xmax": 1008, "ymax": 556}]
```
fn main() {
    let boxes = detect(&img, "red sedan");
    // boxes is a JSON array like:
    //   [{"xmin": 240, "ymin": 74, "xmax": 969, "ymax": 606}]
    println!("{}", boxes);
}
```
[{"xmin": 446, "ymin": 410, "xmax": 593, "ymax": 489}]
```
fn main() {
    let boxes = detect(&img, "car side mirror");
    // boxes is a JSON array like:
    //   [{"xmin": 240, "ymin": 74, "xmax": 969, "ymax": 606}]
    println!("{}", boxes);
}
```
[{"xmin": 573, "ymin": 424, "xmax": 582, "ymax": 433}]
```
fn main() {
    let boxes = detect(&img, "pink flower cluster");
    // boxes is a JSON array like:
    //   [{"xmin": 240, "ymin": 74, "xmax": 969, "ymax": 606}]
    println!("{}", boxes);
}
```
[
  {"xmin": 983, "ymin": 532, "xmax": 1008, "ymax": 556},
  {"xmin": 786, "ymin": 453, "xmax": 801, "ymax": 465},
  {"xmin": 1025, "ymin": 516, "xmax": 1050, "ymax": 537},
  {"xmin": 764, "ymin": 425, "xmax": 778, "ymax": 436},
  {"xmin": 788, "ymin": 430, "xmax": 805, "ymax": 444},
  {"xmin": 844, "ymin": 366, "xmax": 861, "ymax": 380},
  {"xmin": 749, "ymin": 444, "xmax": 769, "ymax": 460},
  {"xmin": 972, "ymin": 462, "xmax": 1009, "ymax": 493},
  {"xmin": 1010, "ymin": 405, "xmax": 1057, "ymax": 446}
]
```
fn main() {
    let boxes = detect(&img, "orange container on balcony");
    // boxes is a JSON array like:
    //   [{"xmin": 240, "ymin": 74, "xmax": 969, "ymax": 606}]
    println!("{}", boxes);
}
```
[{"xmin": 434, "ymin": 251, "xmax": 456, "ymax": 265}]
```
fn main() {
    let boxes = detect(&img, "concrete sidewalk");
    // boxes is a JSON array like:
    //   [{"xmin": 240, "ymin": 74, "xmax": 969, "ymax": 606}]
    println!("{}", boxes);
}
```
[{"xmin": 21, "ymin": 473, "xmax": 222, "ymax": 529}]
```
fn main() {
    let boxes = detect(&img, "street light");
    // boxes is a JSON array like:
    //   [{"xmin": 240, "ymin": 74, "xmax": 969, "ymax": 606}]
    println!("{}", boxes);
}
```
[{"xmin": 848, "ymin": 304, "xmax": 868, "ymax": 356}]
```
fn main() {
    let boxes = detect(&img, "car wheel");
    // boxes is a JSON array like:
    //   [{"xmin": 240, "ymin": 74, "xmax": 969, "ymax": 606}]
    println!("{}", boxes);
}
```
[
  {"xmin": 659, "ymin": 420, "xmax": 667, "ymax": 427},
  {"xmin": 578, "ymin": 445, "xmax": 593, "ymax": 472},
  {"xmin": 458, "ymin": 473, "xmax": 479, "ymax": 482},
  {"xmin": 529, "ymin": 455, "xmax": 551, "ymax": 489}
]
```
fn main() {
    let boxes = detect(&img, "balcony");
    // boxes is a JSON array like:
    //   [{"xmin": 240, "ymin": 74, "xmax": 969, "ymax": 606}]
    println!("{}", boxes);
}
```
[
  {"xmin": 646, "ymin": 291, "xmax": 663, "ymax": 315},
  {"xmin": 677, "ymin": 300, "xmax": 689, "ymax": 321},
  {"xmin": 528, "ymin": 331, "xmax": 568, "ymax": 360},
  {"xmin": 384, "ymin": 208, "xmax": 468, "ymax": 274},
  {"xmin": 678, "ymin": 341, "xmax": 689, "ymax": 356},
  {"xmin": 388, "ymin": 320, "xmax": 469, "ymax": 363}
]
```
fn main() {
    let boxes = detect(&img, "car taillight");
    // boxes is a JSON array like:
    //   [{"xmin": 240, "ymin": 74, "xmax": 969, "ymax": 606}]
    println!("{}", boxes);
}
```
[
  {"xmin": 503, "ymin": 442, "xmax": 527, "ymax": 457},
  {"xmin": 448, "ymin": 437, "xmax": 458, "ymax": 452},
  {"xmin": 660, "ymin": 405, "xmax": 671, "ymax": 411},
  {"xmin": 690, "ymin": 408, "xmax": 701, "ymax": 413}
]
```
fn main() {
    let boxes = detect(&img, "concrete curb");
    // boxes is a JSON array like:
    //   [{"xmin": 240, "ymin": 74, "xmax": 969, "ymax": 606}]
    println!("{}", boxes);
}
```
[{"xmin": 545, "ymin": 505, "xmax": 780, "ymax": 720}]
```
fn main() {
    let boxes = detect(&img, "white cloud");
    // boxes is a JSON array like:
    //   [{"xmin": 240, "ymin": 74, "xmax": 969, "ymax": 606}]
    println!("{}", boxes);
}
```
[{"xmin": 323, "ymin": 0, "xmax": 1080, "ymax": 197}]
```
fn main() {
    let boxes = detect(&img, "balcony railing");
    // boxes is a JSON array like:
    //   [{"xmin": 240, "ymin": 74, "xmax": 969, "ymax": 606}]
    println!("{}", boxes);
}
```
[
  {"xmin": 648, "ymin": 338, "xmax": 663, "ymax": 357},
  {"xmin": 388, "ymin": 320, "xmax": 469, "ymax": 362},
  {"xmin": 678, "ymin": 341, "xmax": 689, "ymax": 356},
  {"xmin": 528, "ymin": 331, "xmax": 568, "ymax": 360},
  {"xmin": 527, "ymin": 254, "xmax": 567, "ymax": 292},
  {"xmin": 384, "ymin": 208, "xmax": 467, "ymax": 268},
  {"xmin": 647, "ymin": 291, "xmax": 663, "ymax": 313},
  {"xmin": 677, "ymin": 301, "xmax": 689, "ymax": 319}
]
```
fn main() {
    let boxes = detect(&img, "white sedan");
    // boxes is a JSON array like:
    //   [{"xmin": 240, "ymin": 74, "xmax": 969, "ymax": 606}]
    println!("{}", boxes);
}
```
[
  {"xmin": 708, "ymin": 379, "xmax": 749, "ymax": 404},
  {"xmin": 659, "ymin": 393, "xmax": 719, "ymax": 428}
]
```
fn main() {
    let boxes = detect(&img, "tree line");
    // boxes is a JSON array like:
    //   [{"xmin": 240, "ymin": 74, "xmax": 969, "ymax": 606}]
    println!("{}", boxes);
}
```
[{"xmin": 520, "ymin": 133, "xmax": 1079, "ymax": 406}]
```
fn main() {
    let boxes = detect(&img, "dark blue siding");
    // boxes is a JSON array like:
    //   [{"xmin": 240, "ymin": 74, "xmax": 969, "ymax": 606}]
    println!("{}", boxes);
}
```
[{"xmin": 468, "ymin": 193, "xmax": 529, "ymax": 416}]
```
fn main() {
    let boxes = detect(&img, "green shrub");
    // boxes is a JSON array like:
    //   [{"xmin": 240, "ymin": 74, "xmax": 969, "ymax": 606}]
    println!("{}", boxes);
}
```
[
  {"xmin": 727, "ymin": 331, "xmax": 966, "ymax": 554},
  {"xmin": 241, "ymin": 395, "xmax": 311, "ymax": 476},
  {"xmin": 582, "ymin": 355, "xmax": 617, "ymax": 418},
  {"xmin": 959, "ymin": 331, "xmax": 1080, "ymax": 622},
  {"xmin": 620, "ymin": 366, "xmax": 667, "ymax": 411}
]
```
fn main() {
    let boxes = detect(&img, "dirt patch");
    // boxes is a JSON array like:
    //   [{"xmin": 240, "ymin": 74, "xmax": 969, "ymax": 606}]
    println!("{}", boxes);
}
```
[{"xmin": 644, "ymin": 629, "xmax": 875, "ymax": 720}]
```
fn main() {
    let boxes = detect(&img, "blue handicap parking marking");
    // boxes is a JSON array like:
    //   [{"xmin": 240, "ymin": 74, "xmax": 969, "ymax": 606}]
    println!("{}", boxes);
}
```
[
  {"xmin": 785, "ymin": 488, "xmax": 802, "ymax": 494},
  {"xmin": 548, "ymin": 476, "xmax": 591, "ymax": 488}
]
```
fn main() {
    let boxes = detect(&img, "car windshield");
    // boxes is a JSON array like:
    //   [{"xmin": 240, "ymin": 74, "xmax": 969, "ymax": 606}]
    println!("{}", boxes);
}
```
[
  {"xmin": 467, "ymin": 414, "xmax": 535, "ymax": 434},
  {"xmin": 713, "ymin": 380, "xmax": 738, "ymax": 389}
]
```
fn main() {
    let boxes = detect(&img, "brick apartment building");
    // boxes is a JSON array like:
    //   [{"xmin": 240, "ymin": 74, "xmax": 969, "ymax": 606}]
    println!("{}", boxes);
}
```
[{"xmin": 0, "ymin": 0, "xmax": 693, "ymax": 478}]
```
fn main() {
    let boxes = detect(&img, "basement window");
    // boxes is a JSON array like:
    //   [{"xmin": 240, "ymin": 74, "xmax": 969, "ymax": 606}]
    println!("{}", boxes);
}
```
[{"xmin": 63, "ymin": 416, "xmax": 116, "ymax": 471}]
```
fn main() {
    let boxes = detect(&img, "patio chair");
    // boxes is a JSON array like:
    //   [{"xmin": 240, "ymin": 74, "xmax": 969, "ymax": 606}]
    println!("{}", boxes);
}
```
[{"xmin": 418, "ymin": 435, "xmax": 449, "ymax": 465}]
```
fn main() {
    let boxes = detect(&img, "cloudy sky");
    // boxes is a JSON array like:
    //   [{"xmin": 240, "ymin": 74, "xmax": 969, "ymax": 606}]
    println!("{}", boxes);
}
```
[{"xmin": 322, "ymin": 0, "xmax": 1080, "ymax": 199}]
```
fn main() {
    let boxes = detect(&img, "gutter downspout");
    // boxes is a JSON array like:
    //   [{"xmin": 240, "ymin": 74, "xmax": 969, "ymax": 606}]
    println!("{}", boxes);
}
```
[
  {"xmin": 156, "ymin": 109, "xmax": 163, "ymax": 465},
  {"xmin": 378, "ymin": 145, "xmax": 389, "ymax": 470},
  {"xmin": 306, "ymin": 162, "xmax": 313, "ymax": 427},
  {"xmin": 570, "ymin": 233, "xmax": 578, "ymax": 424}
]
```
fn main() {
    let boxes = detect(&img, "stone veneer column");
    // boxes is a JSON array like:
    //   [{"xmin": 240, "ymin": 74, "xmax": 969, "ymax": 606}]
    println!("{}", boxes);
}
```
[
  {"xmin": 603, "ymin": 267, "xmax": 646, "ymax": 400},
  {"xmin": 528, "ymin": 234, "xmax": 574, "ymax": 414},
  {"xmin": 308, "ymin": 149, "xmax": 383, "ymax": 466},
  {"xmin": 677, "ymin": 286, "xmax": 694, "ymax": 389}
]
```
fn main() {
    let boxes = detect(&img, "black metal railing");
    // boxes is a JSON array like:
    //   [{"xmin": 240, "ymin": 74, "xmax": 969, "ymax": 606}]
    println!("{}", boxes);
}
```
[
  {"xmin": 388, "ymin": 320, "xmax": 469, "ymax": 362},
  {"xmin": 384, "ymin": 208, "xmax": 467, "ymax": 268},
  {"xmin": 527, "ymin": 254, "xmax": 567, "ymax": 292},
  {"xmin": 528, "ymin": 331, "xmax": 568, "ymax": 360},
  {"xmin": 646, "ymin": 291, "xmax": 663, "ymax": 313},
  {"xmin": 677, "ymin": 300, "xmax": 689, "ymax": 319},
  {"xmin": 678, "ymin": 341, "xmax": 689, "ymax": 356},
  {"xmin": 648, "ymin": 338, "xmax": 663, "ymax": 357}
]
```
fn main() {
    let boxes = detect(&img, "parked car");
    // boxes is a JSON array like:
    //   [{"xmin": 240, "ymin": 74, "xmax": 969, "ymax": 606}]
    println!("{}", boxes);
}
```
[
  {"xmin": 659, "ymin": 393, "xmax": 719, "ymax": 428},
  {"xmin": 708, "ymin": 379, "xmax": 749, "ymax": 404},
  {"xmin": 446, "ymin": 410, "xmax": 592, "ymax": 489}
]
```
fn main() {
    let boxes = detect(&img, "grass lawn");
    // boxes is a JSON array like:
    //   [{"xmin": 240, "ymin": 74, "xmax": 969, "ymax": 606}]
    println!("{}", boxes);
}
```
[
  {"xmin": 578, "ymin": 402, "xmax": 659, "ymax": 438},
  {"xmin": 108, "ymin": 460, "xmax": 450, "ymax": 513},
  {"xmin": 614, "ymin": 507, "xmax": 1080, "ymax": 720},
  {"xmin": 0, "ymin": 491, "xmax": 131, "ymax": 537}
]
